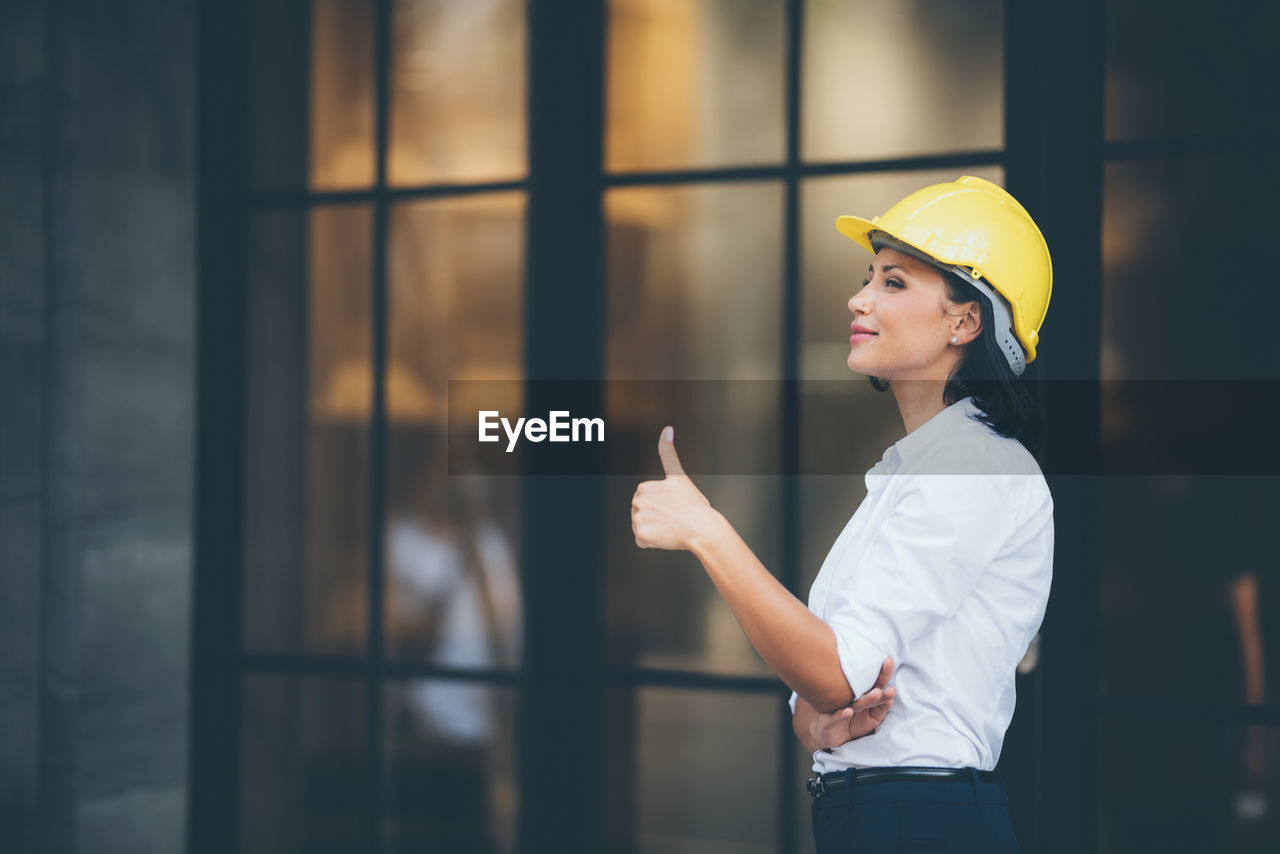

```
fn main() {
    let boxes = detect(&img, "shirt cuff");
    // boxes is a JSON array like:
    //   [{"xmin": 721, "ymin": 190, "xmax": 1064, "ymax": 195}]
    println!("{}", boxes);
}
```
[
  {"xmin": 788, "ymin": 690, "xmax": 798, "ymax": 714},
  {"xmin": 832, "ymin": 623, "xmax": 888, "ymax": 701}
]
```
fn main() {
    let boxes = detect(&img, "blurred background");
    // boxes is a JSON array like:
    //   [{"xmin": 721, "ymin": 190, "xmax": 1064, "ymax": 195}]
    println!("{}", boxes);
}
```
[{"xmin": 3, "ymin": 0, "xmax": 1279, "ymax": 852}]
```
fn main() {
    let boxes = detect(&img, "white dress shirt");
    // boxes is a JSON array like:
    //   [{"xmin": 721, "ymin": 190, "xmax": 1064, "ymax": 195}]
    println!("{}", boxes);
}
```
[
  {"xmin": 789, "ymin": 395, "xmax": 1054, "ymax": 773},
  {"xmin": 387, "ymin": 517, "xmax": 522, "ymax": 744}
]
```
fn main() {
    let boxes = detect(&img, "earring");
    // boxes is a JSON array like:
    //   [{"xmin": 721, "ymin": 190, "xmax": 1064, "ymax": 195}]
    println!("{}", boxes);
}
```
[{"xmin": 950, "ymin": 335, "xmax": 958, "ymax": 344}]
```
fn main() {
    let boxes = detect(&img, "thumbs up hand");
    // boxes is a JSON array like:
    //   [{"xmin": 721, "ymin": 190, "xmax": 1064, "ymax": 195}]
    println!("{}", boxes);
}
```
[{"xmin": 631, "ymin": 426, "xmax": 721, "ymax": 552}]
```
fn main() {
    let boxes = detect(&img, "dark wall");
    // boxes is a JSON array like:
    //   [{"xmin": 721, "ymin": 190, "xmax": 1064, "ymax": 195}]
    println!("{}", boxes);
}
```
[
  {"xmin": 0, "ymin": 2, "xmax": 197, "ymax": 852},
  {"xmin": 1, "ymin": 4, "xmax": 48, "ymax": 848}
]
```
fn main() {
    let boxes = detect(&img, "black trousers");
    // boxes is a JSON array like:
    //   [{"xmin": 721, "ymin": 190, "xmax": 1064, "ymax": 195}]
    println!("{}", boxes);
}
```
[{"xmin": 810, "ymin": 769, "xmax": 1020, "ymax": 853}]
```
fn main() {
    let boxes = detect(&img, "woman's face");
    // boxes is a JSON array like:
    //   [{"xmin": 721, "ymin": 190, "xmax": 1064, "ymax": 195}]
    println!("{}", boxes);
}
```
[{"xmin": 846, "ymin": 246, "xmax": 972, "ymax": 382}]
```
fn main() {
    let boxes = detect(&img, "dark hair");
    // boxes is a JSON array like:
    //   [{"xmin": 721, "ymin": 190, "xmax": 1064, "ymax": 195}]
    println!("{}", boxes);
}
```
[{"xmin": 868, "ymin": 269, "xmax": 1045, "ymax": 460}]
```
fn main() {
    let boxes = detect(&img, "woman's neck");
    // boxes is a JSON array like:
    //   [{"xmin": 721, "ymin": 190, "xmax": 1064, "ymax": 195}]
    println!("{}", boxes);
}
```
[{"xmin": 891, "ymin": 380, "xmax": 951, "ymax": 435}]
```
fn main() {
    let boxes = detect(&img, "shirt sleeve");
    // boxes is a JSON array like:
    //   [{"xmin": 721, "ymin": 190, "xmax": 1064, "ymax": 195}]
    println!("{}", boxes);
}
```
[{"xmin": 824, "ymin": 473, "xmax": 1016, "ymax": 698}]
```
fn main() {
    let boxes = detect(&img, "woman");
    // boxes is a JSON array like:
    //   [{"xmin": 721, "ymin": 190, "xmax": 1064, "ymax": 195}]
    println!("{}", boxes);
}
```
[{"xmin": 631, "ymin": 175, "xmax": 1054, "ymax": 852}]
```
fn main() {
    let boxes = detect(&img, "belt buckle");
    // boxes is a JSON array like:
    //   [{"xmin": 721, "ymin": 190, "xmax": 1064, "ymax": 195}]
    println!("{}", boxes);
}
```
[{"xmin": 806, "ymin": 776, "xmax": 826, "ymax": 798}]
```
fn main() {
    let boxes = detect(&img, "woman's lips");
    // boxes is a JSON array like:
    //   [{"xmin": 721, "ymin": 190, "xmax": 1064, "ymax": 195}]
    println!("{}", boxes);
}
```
[{"xmin": 850, "ymin": 322, "xmax": 876, "ymax": 344}]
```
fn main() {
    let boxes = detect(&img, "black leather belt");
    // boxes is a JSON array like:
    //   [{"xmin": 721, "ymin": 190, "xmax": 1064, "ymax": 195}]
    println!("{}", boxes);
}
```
[{"xmin": 806, "ymin": 766, "xmax": 1002, "ymax": 799}]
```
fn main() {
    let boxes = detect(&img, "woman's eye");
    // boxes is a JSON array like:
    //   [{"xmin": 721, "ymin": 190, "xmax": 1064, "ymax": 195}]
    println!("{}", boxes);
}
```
[{"xmin": 857, "ymin": 276, "xmax": 901, "ymax": 291}]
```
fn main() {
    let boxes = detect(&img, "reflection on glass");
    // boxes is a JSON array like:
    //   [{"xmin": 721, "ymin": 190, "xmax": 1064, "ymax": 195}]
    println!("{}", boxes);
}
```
[
  {"xmin": 240, "ymin": 676, "xmax": 365, "ymax": 853},
  {"xmin": 249, "ymin": 0, "xmax": 376, "ymax": 191},
  {"xmin": 384, "ymin": 193, "xmax": 525, "ymax": 662},
  {"xmin": 802, "ymin": 0, "xmax": 1003, "ymax": 162},
  {"xmin": 1100, "ymin": 156, "xmax": 1271, "ymax": 381},
  {"xmin": 605, "ymin": 182, "xmax": 783, "ymax": 675},
  {"xmin": 389, "ymin": 0, "xmax": 526, "ymax": 184},
  {"xmin": 383, "ymin": 681, "xmax": 518, "ymax": 854},
  {"xmin": 383, "ymin": 436, "xmax": 523, "ymax": 668},
  {"xmin": 244, "ymin": 207, "xmax": 373, "ymax": 656},
  {"xmin": 1105, "ymin": 0, "xmax": 1234, "ymax": 141},
  {"xmin": 310, "ymin": 0, "xmax": 376, "ymax": 187},
  {"xmin": 798, "ymin": 169, "xmax": 1005, "ymax": 596},
  {"xmin": 606, "ymin": 183, "xmax": 783, "ymax": 381},
  {"xmin": 601, "ymin": 687, "xmax": 779, "ymax": 854},
  {"xmin": 1100, "ymin": 718, "xmax": 1280, "ymax": 853},
  {"xmin": 607, "ymin": 0, "xmax": 785, "ymax": 171},
  {"xmin": 1099, "ymin": 476, "xmax": 1279, "ymax": 705}
]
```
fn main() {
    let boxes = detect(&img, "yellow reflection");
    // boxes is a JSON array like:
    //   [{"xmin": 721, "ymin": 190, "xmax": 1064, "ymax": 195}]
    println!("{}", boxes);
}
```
[
  {"xmin": 608, "ymin": 0, "xmax": 785, "ymax": 171},
  {"xmin": 802, "ymin": 0, "xmax": 1003, "ymax": 161},
  {"xmin": 387, "ymin": 192, "xmax": 526, "ymax": 406},
  {"xmin": 389, "ymin": 0, "xmax": 527, "ymax": 184},
  {"xmin": 606, "ymin": 183, "xmax": 783, "ymax": 381},
  {"xmin": 608, "ymin": 0, "xmax": 700, "ymax": 169},
  {"xmin": 310, "ymin": 0, "xmax": 376, "ymax": 188},
  {"xmin": 313, "ymin": 357, "xmax": 444, "ymax": 425}
]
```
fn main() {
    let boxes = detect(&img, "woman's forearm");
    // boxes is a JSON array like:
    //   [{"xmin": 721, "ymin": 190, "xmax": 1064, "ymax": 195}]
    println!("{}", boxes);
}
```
[
  {"xmin": 792, "ymin": 695, "xmax": 824, "ymax": 754},
  {"xmin": 690, "ymin": 512, "xmax": 856, "ymax": 713}
]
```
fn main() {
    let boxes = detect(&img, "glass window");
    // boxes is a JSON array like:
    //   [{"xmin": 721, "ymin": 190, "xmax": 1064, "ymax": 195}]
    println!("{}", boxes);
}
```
[
  {"xmin": 1104, "ymin": 0, "xmax": 1238, "ymax": 142},
  {"xmin": 239, "ymin": 676, "xmax": 366, "ymax": 853},
  {"xmin": 607, "ymin": 0, "xmax": 786, "ymax": 172},
  {"xmin": 1101, "ymin": 154, "xmax": 1280, "ymax": 712},
  {"xmin": 606, "ymin": 182, "xmax": 784, "ymax": 381},
  {"xmin": 1100, "ymin": 14, "xmax": 1280, "ymax": 850},
  {"xmin": 243, "ymin": 206, "xmax": 374, "ymax": 656},
  {"xmin": 802, "ymin": 0, "xmax": 1004, "ymax": 162},
  {"xmin": 385, "ymin": 194, "xmax": 525, "ymax": 392},
  {"xmin": 1101, "ymin": 156, "xmax": 1246, "ymax": 381},
  {"xmin": 236, "ymin": 2, "xmax": 535, "ymax": 852},
  {"xmin": 1098, "ymin": 475, "xmax": 1280, "ymax": 705},
  {"xmin": 1099, "ymin": 718, "xmax": 1280, "ymax": 852},
  {"xmin": 383, "ymin": 193, "xmax": 525, "ymax": 663},
  {"xmin": 389, "ymin": 0, "xmax": 527, "ymax": 185},
  {"xmin": 600, "ymin": 686, "xmax": 780, "ymax": 853},
  {"xmin": 382, "ymin": 681, "xmax": 519, "ymax": 853},
  {"xmin": 249, "ymin": 0, "xmax": 376, "ymax": 191}
]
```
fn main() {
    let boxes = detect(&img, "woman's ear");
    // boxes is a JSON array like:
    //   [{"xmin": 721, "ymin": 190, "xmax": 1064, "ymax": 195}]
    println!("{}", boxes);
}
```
[{"xmin": 956, "ymin": 300, "xmax": 982, "ymax": 344}]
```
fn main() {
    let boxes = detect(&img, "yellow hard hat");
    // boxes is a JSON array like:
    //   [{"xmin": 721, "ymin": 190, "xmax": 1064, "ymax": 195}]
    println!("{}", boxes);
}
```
[{"xmin": 835, "ymin": 175, "xmax": 1052, "ymax": 373}]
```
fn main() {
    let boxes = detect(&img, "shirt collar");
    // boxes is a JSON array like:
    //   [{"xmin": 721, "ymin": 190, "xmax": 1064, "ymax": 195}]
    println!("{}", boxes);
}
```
[{"xmin": 880, "ymin": 396, "xmax": 983, "ymax": 471}]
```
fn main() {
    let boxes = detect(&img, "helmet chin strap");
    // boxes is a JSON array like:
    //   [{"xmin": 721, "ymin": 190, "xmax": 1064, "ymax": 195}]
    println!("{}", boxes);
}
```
[{"xmin": 870, "ymin": 232, "xmax": 1027, "ymax": 376}]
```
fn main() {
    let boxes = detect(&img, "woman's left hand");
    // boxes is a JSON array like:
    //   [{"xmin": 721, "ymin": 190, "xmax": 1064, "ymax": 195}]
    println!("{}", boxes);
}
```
[
  {"xmin": 809, "ymin": 658, "xmax": 897, "ymax": 749},
  {"xmin": 632, "ymin": 426, "xmax": 721, "ymax": 552}
]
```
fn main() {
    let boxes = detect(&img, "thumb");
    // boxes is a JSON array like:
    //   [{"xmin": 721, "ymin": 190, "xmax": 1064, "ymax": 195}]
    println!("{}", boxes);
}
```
[{"xmin": 658, "ymin": 426, "xmax": 686, "ymax": 477}]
